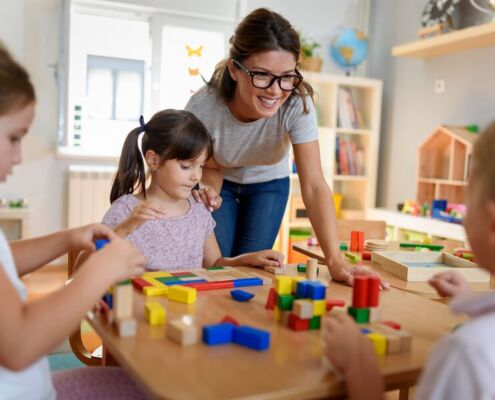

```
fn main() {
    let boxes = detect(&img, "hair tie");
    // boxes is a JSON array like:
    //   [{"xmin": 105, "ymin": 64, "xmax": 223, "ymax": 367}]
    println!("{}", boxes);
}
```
[{"xmin": 138, "ymin": 115, "xmax": 146, "ymax": 133}]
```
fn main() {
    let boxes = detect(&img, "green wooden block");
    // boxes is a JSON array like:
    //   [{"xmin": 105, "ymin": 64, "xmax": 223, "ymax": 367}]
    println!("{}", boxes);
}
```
[
  {"xmin": 309, "ymin": 316, "xmax": 321, "ymax": 330},
  {"xmin": 278, "ymin": 294, "xmax": 295, "ymax": 311},
  {"xmin": 348, "ymin": 307, "xmax": 369, "ymax": 324},
  {"xmin": 297, "ymin": 264, "xmax": 307, "ymax": 272},
  {"xmin": 156, "ymin": 276, "xmax": 181, "ymax": 284},
  {"xmin": 339, "ymin": 242, "xmax": 348, "ymax": 251},
  {"xmin": 344, "ymin": 252, "xmax": 362, "ymax": 264},
  {"xmin": 204, "ymin": 266, "xmax": 225, "ymax": 270}
]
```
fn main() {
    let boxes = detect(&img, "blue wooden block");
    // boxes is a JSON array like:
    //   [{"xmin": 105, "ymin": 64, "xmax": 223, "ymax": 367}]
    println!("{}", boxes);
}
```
[
  {"xmin": 164, "ymin": 279, "xmax": 207, "ymax": 286},
  {"xmin": 234, "ymin": 326, "xmax": 270, "ymax": 351},
  {"xmin": 306, "ymin": 282, "xmax": 326, "ymax": 300},
  {"xmin": 233, "ymin": 278, "xmax": 263, "ymax": 288},
  {"xmin": 202, "ymin": 323, "xmax": 235, "ymax": 345},
  {"xmin": 296, "ymin": 281, "xmax": 311, "ymax": 298},
  {"xmin": 230, "ymin": 289, "xmax": 254, "ymax": 302},
  {"xmin": 360, "ymin": 328, "xmax": 372, "ymax": 334},
  {"xmin": 95, "ymin": 239, "xmax": 110, "ymax": 250},
  {"xmin": 102, "ymin": 293, "xmax": 113, "ymax": 309}
]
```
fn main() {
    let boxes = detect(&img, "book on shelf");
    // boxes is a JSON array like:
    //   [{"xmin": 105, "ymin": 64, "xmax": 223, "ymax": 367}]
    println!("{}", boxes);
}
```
[
  {"xmin": 335, "ymin": 136, "xmax": 366, "ymax": 176},
  {"xmin": 337, "ymin": 87, "xmax": 365, "ymax": 130}
]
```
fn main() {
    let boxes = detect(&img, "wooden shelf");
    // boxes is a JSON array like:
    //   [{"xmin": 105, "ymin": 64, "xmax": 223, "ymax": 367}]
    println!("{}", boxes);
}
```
[
  {"xmin": 335, "ymin": 128, "xmax": 372, "ymax": 135},
  {"xmin": 392, "ymin": 22, "xmax": 495, "ymax": 59},
  {"xmin": 418, "ymin": 177, "xmax": 467, "ymax": 186}
]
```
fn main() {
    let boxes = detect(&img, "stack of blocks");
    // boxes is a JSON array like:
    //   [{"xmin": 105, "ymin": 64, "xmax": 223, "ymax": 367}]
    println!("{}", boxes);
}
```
[
  {"xmin": 361, "ymin": 322, "xmax": 412, "ymax": 356},
  {"xmin": 347, "ymin": 275, "xmax": 381, "ymax": 324},
  {"xmin": 345, "ymin": 230, "xmax": 369, "ymax": 263},
  {"xmin": 269, "ymin": 275, "xmax": 327, "ymax": 331}
]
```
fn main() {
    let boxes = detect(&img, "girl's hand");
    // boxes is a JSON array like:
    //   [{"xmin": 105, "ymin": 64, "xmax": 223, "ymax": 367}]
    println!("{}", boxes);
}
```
[
  {"xmin": 88, "ymin": 236, "xmax": 146, "ymax": 283},
  {"xmin": 323, "ymin": 313, "xmax": 375, "ymax": 375},
  {"xmin": 429, "ymin": 271, "xmax": 473, "ymax": 298},
  {"xmin": 242, "ymin": 250, "xmax": 284, "ymax": 267},
  {"xmin": 115, "ymin": 200, "xmax": 167, "ymax": 236},
  {"xmin": 192, "ymin": 185, "xmax": 222, "ymax": 212},
  {"xmin": 68, "ymin": 224, "xmax": 117, "ymax": 252},
  {"xmin": 328, "ymin": 257, "xmax": 389, "ymax": 289}
]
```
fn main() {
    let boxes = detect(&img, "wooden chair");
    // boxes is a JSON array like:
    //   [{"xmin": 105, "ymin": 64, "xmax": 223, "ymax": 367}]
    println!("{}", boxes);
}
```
[
  {"xmin": 336, "ymin": 219, "xmax": 386, "ymax": 241},
  {"xmin": 68, "ymin": 250, "xmax": 102, "ymax": 366}
]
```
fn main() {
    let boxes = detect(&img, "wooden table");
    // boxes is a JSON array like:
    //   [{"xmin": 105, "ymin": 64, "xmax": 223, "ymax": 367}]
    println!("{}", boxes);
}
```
[
  {"xmin": 87, "ymin": 267, "xmax": 464, "ymax": 399},
  {"xmin": 292, "ymin": 241, "xmax": 494, "ymax": 299}
]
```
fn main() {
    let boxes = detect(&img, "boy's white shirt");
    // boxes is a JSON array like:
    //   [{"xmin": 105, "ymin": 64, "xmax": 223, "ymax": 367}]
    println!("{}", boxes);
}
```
[
  {"xmin": 0, "ymin": 230, "xmax": 56, "ymax": 400},
  {"xmin": 415, "ymin": 291, "xmax": 495, "ymax": 400}
]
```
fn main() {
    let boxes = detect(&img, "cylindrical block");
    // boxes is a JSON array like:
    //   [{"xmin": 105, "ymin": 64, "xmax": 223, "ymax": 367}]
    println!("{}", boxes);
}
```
[
  {"xmin": 367, "ymin": 276, "xmax": 380, "ymax": 307},
  {"xmin": 306, "ymin": 258, "xmax": 318, "ymax": 280},
  {"xmin": 352, "ymin": 276, "xmax": 369, "ymax": 308}
]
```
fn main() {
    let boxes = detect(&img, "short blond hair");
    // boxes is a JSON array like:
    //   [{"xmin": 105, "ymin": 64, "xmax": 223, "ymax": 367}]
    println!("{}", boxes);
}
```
[{"xmin": 470, "ymin": 121, "xmax": 495, "ymax": 203}]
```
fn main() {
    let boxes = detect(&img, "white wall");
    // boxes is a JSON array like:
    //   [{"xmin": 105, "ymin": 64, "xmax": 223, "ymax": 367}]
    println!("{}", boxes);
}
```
[
  {"xmin": 0, "ymin": 0, "xmax": 366, "ymax": 239},
  {"xmin": 368, "ymin": 1, "xmax": 495, "ymax": 209}
]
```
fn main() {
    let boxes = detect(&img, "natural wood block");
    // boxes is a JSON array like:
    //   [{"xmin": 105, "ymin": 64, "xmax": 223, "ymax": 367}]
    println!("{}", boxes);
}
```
[
  {"xmin": 293, "ymin": 299, "xmax": 313, "ymax": 319},
  {"xmin": 116, "ymin": 317, "xmax": 137, "ymax": 338},
  {"xmin": 167, "ymin": 318, "xmax": 198, "ymax": 346},
  {"xmin": 114, "ymin": 284, "xmax": 133, "ymax": 320}
]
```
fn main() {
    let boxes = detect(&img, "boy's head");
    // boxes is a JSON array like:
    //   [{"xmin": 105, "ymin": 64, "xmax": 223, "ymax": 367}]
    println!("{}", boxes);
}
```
[
  {"xmin": 464, "ymin": 121, "xmax": 495, "ymax": 271},
  {"xmin": 0, "ymin": 42, "xmax": 36, "ymax": 182}
]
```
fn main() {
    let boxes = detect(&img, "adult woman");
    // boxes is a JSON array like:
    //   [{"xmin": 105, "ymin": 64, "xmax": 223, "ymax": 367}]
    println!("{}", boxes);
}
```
[{"xmin": 187, "ymin": 8, "xmax": 362, "ymax": 285}]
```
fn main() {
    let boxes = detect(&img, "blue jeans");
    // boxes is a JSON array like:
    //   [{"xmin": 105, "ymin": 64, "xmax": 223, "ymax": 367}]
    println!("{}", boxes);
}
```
[{"xmin": 213, "ymin": 177, "xmax": 290, "ymax": 257}]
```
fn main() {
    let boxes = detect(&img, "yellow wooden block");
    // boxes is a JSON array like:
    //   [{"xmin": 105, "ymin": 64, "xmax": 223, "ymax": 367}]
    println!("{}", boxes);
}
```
[
  {"xmin": 274, "ymin": 276, "xmax": 292, "ymax": 295},
  {"xmin": 367, "ymin": 332, "xmax": 387, "ymax": 356},
  {"xmin": 168, "ymin": 286, "xmax": 197, "ymax": 304},
  {"xmin": 143, "ymin": 285, "xmax": 168, "ymax": 297},
  {"xmin": 145, "ymin": 302, "xmax": 166, "ymax": 326},
  {"xmin": 291, "ymin": 276, "xmax": 306, "ymax": 293},
  {"xmin": 143, "ymin": 271, "xmax": 172, "ymax": 278},
  {"xmin": 313, "ymin": 300, "xmax": 327, "ymax": 316}
]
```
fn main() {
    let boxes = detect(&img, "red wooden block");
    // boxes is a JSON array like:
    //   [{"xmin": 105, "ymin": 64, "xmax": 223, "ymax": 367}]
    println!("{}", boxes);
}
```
[
  {"xmin": 350, "ymin": 231, "xmax": 359, "ymax": 252},
  {"xmin": 265, "ymin": 288, "xmax": 277, "ymax": 310},
  {"xmin": 352, "ymin": 275, "xmax": 369, "ymax": 308},
  {"xmin": 362, "ymin": 250, "xmax": 372, "ymax": 260},
  {"xmin": 184, "ymin": 280, "xmax": 234, "ymax": 291},
  {"xmin": 326, "ymin": 299, "xmax": 346, "ymax": 310},
  {"xmin": 288, "ymin": 314, "xmax": 310, "ymax": 331},
  {"xmin": 171, "ymin": 271, "xmax": 195, "ymax": 277},
  {"xmin": 367, "ymin": 276, "xmax": 380, "ymax": 307},
  {"xmin": 357, "ymin": 231, "xmax": 365, "ymax": 252},
  {"xmin": 381, "ymin": 320, "xmax": 401, "ymax": 330},
  {"xmin": 221, "ymin": 315, "xmax": 240, "ymax": 326},
  {"xmin": 132, "ymin": 277, "xmax": 152, "ymax": 292}
]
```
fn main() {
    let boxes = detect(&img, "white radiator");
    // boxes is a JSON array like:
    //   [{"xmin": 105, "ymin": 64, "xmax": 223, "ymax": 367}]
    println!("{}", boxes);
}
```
[{"xmin": 67, "ymin": 165, "xmax": 117, "ymax": 228}]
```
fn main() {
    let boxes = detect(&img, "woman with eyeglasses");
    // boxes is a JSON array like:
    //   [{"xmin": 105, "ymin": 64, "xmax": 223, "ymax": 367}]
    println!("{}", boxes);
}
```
[{"xmin": 186, "ymin": 8, "xmax": 384, "ymax": 287}]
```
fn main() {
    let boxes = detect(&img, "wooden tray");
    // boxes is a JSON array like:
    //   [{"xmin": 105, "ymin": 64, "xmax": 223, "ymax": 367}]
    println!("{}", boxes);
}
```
[{"xmin": 371, "ymin": 251, "xmax": 490, "ymax": 282}]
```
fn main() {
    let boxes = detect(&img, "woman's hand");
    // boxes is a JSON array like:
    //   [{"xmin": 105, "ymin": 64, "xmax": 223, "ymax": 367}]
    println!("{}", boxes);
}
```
[
  {"xmin": 328, "ymin": 256, "xmax": 389, "ymax": 289},
  {"xmin": 429, "ymin": 271, "xmax": 473, "ymax": 298},
  {"xmin": 114, "ymin": 200, "xmax": 167, "ymax": 237},
  {"xmin": 241, "ymin": 250, "xmax": 284, "ymax": 267},
  {"xmin": 67, "ymin": 224, "xmax": 118, "ymax": 252},
  {"xmin": 192, "ymin": 185, "xmax": 222, "ymax": 212}
]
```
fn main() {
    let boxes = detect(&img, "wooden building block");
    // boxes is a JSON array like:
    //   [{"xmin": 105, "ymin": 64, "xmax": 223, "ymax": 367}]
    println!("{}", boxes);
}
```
[
  {"xmin": 143, "ymin": 271, "xmax": 172, "ymax": 278},
  {"xmin": 288, "ymin": 314, "xmax": 310, "ymax": 331},
  {"xmin": 264, "ymin": 265, "xmax": 285, "ymax": 275},
  {"xmin": 367, "ymin": 276, "xmax": 380, "ymax": 307},
  {"xmin": 143, "ymin": 285, "xmax": 168, "ymax": 297},
  {"xmin": 345, "ymin": 252, "xmax": 362, "ymax": 264},
  {"xmin": 352, "ymin": 276, "xmax": 369, "ymax": 308},
  {"xmin": 265, "ymin": 288, "xmax": 277, "ymax": 310},
  {"xmin": 145, "ymin": 302, "xmax": 166, "ymax": 326},
  {"xmin": 293, "ymin": 299, "xmax": 313, "ymax": 319},
  {"xmin": 274, "ymin": 276, "xmax": 292, "ymax": 295},
  {"xmin": 306, "ymin": 258, "xmax": 318, "ymax": 280},
  {"xmin": 113, "ymin": 283, "xmax": 133, "ymax": 321},
  {"xmin": 313, "ymin": 300, "xmax": 327, "ymax": 317},
  {"xmin": 168, "ymin": 286, "xmax": 197, "ymax": 304},
  {"xmin": 369, "ymin": 307, "xmax": 381, "ymax": 322},
  {"xmin": 367, "ymin": 332, "xmax": 387, "ymax": 356},
  {"xmin": 291, "ymin": 276, "xmax": 306, "ymax": 293},
  {"xmin": 167, "ymin": 318, "xmax": 198, "ymax": 346},
  {"xmin": 378, "ymin": 323, "xmax": 412, "ymax": 351},
  {"xmin": 348, "ymin": 306, "xmax": 369, "ymax": 324},
  {"xmin": 116, "ymin": 317, "xmax": 137, "ymax": 337}
]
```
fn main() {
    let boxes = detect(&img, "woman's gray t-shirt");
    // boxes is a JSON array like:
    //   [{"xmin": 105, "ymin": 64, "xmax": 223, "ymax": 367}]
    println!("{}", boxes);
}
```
[{"xmin": 185, "ymin": 86, "xmax": 318, "ymax": 184}]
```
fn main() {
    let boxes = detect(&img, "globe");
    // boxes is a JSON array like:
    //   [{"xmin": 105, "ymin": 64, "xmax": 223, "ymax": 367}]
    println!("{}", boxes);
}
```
[{"xmin": 329, "ymin": 28, "xmax": 368, "ymax": 73}]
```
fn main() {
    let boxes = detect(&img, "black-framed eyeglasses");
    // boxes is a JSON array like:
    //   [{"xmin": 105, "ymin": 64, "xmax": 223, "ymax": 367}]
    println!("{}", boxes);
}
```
[{"xmin": 232, "ymin": 59, "xmax": 303, "ymax": 92}]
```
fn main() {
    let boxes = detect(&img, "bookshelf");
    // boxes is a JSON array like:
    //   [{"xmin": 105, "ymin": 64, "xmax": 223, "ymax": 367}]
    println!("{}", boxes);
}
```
[{"xmin": 278, "ymin": 72, "xmax": 383, "ymax": 261}]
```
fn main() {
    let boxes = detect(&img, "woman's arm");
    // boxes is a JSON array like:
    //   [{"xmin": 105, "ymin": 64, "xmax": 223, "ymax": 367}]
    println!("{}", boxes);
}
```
[{"xmin": 292, "ymin": 141, "xmax": 353, "ymax": 285}]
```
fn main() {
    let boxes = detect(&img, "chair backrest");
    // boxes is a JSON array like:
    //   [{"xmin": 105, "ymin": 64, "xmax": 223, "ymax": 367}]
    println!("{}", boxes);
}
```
[{"xmin": 336, "ymin": 219, "xmax": 386, "ymax": 241}]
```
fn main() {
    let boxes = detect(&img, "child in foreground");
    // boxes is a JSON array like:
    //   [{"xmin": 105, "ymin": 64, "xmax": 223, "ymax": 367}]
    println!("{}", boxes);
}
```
[
  {"xmin": 0, "ymin": 42, "xmax": 146, "ymax": 399},
  {"xmin": 323, "ymin": 121, "xmax": 495, "ymax": 400},
  {"xmin": 99, "ymin": 109, "xmax": 284, "ymax": 271}
]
